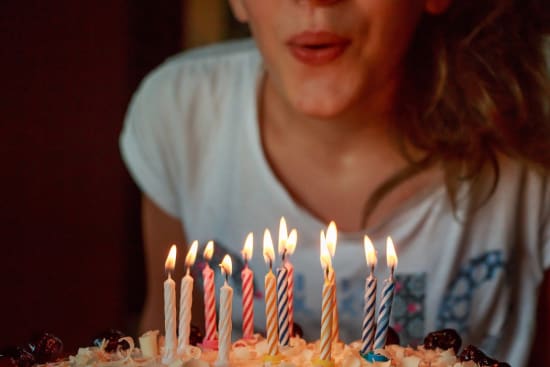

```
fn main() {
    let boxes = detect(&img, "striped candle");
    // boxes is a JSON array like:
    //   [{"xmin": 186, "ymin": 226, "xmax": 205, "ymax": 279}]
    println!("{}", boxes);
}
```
[
  {"xmin": 328, "ymin": 269, "xmax": 339, "ymax": 344},
  {"xmin": 285, "ymin": 260, "xmax": 295, "ymax": 337},
  {"xmin": 320, "ymin": 273, "xmax": 334, "ymax": 361},
  {"xmin": 276, "ymin": 266, "xmax": 290, "ymax": 346},
  {"xmin": 241, "ymin": 265, "xmax": 254, "ymax": 338},
  {"xmin": 285, "ymin": 229, "xmax": 297, "ymax": 337},
  {"xmin": 177, "ymin": 241, "xmax": 198, "ymax": 355},
  {"xmin": 266, "ymin": 268, "xmax": 278, "ymax": 355},
  {"xmin": 319, "ymin": 232, "xmax": 334, "ymax": 362},
  {"xmin": 361, "ymin": 235, "xmax": 377, "ymax": 355},
  {"xmin": 373, "ymin": 237, "xmax": 398, "ymax": 350},
  {"xmin": 241, "ymin": 233, "xmax": 255, "ymax": 339},
  {"xmin": 216, "ymin": 255, "xmax": 233, "ymax": 366},
  {"xmin": 162, "ymin": 245, "xmax": 177, "ymax": 365},
  {"xmin": 202, "ymin": 262, "xmax": 217, "ymax": 343}
]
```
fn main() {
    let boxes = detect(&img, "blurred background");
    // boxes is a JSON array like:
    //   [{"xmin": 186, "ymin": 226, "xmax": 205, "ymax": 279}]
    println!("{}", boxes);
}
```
[{"xmin": 0, "ymin": 0, "xmax": 248, "ymax": 352}]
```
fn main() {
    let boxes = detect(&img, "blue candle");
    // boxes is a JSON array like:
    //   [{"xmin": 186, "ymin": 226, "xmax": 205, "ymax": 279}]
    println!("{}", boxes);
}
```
[
  {"xmin": 361, "ymin": 236, "xmax": 377, "ymax": 355},
  {"xmin": 373, "ymin": 237, "xmax": 398, "ymax": 350},
  {"xmin": 277, "ymin": 266, "xmax": 290, "ymax": 346}
]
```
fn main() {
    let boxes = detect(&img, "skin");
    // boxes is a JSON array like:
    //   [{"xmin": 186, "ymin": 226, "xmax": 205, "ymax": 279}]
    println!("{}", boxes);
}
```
[{"xmin": 140, "ymin": 1, "xmax": 550, "ymax": 364}]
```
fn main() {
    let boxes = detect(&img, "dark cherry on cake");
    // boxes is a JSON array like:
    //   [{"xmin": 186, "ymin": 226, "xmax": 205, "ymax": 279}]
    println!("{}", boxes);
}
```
[
  {"xmin": 423, "ymin": 328, "xmax": 462, "ymax": 353},
  {"xmin": 292, "ymin": 322, "xmax": 304, "ymax": 339},
  {"xmin": 92, "ymin": 329, "xmax": 130, "ymax": 353},
  {"xmin": 0, "ymin": 347, "xmax": 35, "ymax": 367},
  {"xmin": 27, "ymin": 332, "xmax": 64, "ymax": 364},
  {"xmin": 459, "ymin": 345, "xmax": 510, "ymax": 367}
]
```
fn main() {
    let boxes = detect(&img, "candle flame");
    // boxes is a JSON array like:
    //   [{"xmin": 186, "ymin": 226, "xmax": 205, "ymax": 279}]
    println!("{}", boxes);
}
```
[
  {"xmin": 364, "ymin": 235, "xmax": 377, "ymax": 268},
  {"xmin": 242, "ymin": 232, "xmax": 254, "ymax": 261},
  {"xmin": 263, "ymin": 229, "xmax": 275, "ymax": 265},
  {"xmin": 286, "ymin": 229, "xmax": 297, "ymax": 255},
  {"xmin": 185, "ymin": 240, "xmax": 198, "ymax": 267},
  {"xmin": 220, "ymin": 254, "xmax": 233, "ymax": 276},
  {"xmin": 203, "ymin": 240, "xmax": 214, "ymax": 261},
  {"xmin": 278, "ymin": 216, "xmax": 288, "ymax": 255},
  {"xmin": 320, "ymin": 231, "xmax": 332, "ymax": 271},
  {"xmin": 386, "ymin": 237, "xmax": 398, "ymax": 269},
  {"xmin": 165, "ymin": 244, "xmax": 177, "ymax": 273},
  {"xmin": 326, "ymin": 221, "xmax": 337, "ymax": 257}
]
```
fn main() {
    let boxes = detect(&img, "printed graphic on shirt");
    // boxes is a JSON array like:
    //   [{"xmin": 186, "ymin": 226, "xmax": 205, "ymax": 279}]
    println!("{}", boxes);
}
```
[
  {"xmin": 436, "ymin": 250, "xmax": 506, "ymax": 334},
  {"xmin": 393, "ymin": 273, "xmax": 427, "ymax": 346}
]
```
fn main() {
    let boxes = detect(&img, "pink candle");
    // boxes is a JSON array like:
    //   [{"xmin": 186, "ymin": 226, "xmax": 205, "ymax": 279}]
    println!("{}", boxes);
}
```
[
  {"xmin": 202, "ymin": 241, "xmax": 218, "ymax": 348},
  {"xmin": 241, "ymin": 233, "xmax": 255, "ymax": 339}
]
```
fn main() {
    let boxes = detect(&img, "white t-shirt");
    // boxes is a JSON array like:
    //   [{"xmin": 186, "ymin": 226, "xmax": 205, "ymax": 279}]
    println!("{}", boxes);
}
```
[{"xmin": 120, "ymin": 39, "xmax": 550, "ymax": 366}]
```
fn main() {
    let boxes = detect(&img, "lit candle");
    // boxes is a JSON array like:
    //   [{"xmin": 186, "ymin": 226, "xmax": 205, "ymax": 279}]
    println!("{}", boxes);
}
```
[
  {"xmin": 241, "ymin": 232, "xmax": 255, "ymax": 339},
  {"xmin": 216, "ymin": 255, "xmax": 233, "ymax": 366},
  {"xmin": 285, "ymin": 229, "xmax": 297, "ymax": 337},
  {"xmin": 163, "ymin": 245, "xmax": 177, "ymax": 364},
  {"xmin": 277, "ymin": 218, "xmax": 290, "ymax": 346},
  {"xmin": 202, "ymin": 241, "xmax": 218, "ymax": 348},
  {"xmin": 374, "ymin": 237, "xmax": 398, "ymax": 350},
  {"xmin": 263, "ymin": 229, "xmax": 279, "ymax": 358},
  {"xmin": 178, "ymin": 240, "xmax": 198, "ymax": 355},
  {"xmin": 360, "ymin": 235, "xmax": 377, "ymax": 355},
  {"xmin": 326, "ymin": 221, "xmax": 339, "ymax": 344},
  {"xmin": 318, "ymin": 232, "xmax": 334, "ymax": 363}
]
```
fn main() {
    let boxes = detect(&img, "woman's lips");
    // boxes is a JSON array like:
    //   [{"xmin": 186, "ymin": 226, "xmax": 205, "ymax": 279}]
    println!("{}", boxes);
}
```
[{"xmin": 287, "ymin": 31, "xmax": 351, "ymax": 66}]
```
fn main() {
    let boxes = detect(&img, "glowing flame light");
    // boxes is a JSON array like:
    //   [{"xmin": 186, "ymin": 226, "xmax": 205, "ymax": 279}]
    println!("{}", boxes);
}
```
[
  {"xmin": 326, "ymin": 221, "xmax": 337, "ymax": 257},
  {"xmin": 364, "ymin": 235, "xmax": 377, "ymax": 268},
  {"xmin": 278, "ymin": 217, "xmax": 288, "ymax": 255},
  {"xmin": 320, "ymin": 231, "xmax": 332, "ymax": 271},
  {"xmin": 203, "ymin": 240, "xmax": 214, "ymax": 261},
  {"xmin": 386, "ymin": 237, "xmax": 398, "ymax": 269},
  {"xmin": 263, "ymin": 229, "xmax": 275, "ymax": 266},
  {"xmin": 220, "ymin": 255, "xmax": 233, "ymax": 277},
  {"xmin": 242, "ymin": 232, "xmax": 254, "ymax": 262},
  {"xmin": 165, "ymin": 244, "xmax": 177, "ymax": 274},
  {"xmin": 286, "ymin": 229, "xmax": 297, "ymax": 255},
  {"xmin": 185, "ymin": 240, "xmax": 199, "ymax": 268}
]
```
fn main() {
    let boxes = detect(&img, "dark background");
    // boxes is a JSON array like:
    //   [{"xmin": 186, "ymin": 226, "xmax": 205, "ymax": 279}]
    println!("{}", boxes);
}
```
[{"xmin": 0, "ymin": 1, "xmax": 183, "ymax": 351}]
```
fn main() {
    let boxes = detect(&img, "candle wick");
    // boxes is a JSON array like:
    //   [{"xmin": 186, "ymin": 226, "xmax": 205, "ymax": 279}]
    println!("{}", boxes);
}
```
[
  {"xmin": 282, "ymin": 249, "xmax": 286, "ymax": 262},
  {"xmin": 244, "ymin": 258, "xmax": 248, "ymax": 268},
  {"xmin": 225, "ymin": 273, "xmax": 229, "ymax": 284},
  {"xmin": 370, "ymin": 265, "xmax": 375, "ymax": 277},
  {"xmin": 325, "ymin": 266, "xmax": 329, "ymax": 281},
  {"xmin": 390, "ymin": 266, "xmax": 395, "ymax": 281},
  {"xmin": 269, "ymin": 259, "xmax": 273, "ymax": 272},
  {"xmin": 186, "ymin": 267, "xmax": 190, "ymax": 276}
]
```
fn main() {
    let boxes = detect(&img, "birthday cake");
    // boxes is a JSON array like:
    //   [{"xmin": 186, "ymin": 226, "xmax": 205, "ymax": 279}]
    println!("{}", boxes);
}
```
[{"xmin": 0, "ymin": 328, "xmax": 510, "ymax": 367}]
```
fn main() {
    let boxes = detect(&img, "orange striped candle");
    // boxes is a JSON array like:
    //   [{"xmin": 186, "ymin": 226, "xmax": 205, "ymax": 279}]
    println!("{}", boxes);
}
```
[{"xmin": 263, "ymin": 229, "xmax": 279, "ymax": 357}]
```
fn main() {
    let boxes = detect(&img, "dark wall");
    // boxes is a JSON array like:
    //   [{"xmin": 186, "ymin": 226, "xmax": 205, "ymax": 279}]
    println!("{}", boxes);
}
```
[{"xmin": 0, "ymin": 1, "xmax": 181, "ymax": 352}]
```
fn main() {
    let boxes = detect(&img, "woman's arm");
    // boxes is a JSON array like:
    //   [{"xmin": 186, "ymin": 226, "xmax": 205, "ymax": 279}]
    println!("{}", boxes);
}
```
[
  {"xmin": 140, "ymin": 194, "xmax": 204, "ymax": 334},
  {"xmin": 529, "ymin": 270, "xmax": 550, "ymax": 366}
]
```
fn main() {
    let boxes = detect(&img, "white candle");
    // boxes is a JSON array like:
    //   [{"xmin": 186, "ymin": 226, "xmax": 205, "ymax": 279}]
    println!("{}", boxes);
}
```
[
  {"xmin": 177, "ymin": 241, "xmax": 198, "ymax": 355},
  {"xmin": 163, "ymin": 245, "xmax": 177, "ymax": 365},
  {"xmin": 216, "ymin": 255, "xmax": 233, "ymax": 366}
]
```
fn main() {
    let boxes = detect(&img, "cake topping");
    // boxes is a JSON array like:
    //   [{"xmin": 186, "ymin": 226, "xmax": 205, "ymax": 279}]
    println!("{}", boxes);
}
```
[
  {"xmin": 0, "ymin": 347, "xmax": 35, "ymax": 367},
  {"xmin": 92, "ymin": 330, "xmax": 130, "ymax": 353},
  {"xmin": 423, "ymin": 328, "xmax": 461, "ymax": 353},
  {"xmin": 458, "ymin": 345, "xmax": 508, "ymax": 366},
  {"xmin": 28, "ymin": 333, "xmax": 64, "ymax": 364}
]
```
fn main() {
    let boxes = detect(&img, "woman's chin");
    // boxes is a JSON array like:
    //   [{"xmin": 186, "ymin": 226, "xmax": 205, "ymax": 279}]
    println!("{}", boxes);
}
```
[{"xmin": 292, "ymin": 97, "xmax": 352, "ymax": 120}]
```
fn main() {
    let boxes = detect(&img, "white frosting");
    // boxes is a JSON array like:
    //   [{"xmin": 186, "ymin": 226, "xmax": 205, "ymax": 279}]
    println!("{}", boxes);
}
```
[{"xmin": 61, "ymin": 334, "xmax": 484, "ymax": 367}]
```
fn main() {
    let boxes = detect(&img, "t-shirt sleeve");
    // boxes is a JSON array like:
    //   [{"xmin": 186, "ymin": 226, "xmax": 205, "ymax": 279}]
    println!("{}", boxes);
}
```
[{"xmin": 119, "ymin": 66, "xmax": 182, "ymax": 218}]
